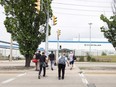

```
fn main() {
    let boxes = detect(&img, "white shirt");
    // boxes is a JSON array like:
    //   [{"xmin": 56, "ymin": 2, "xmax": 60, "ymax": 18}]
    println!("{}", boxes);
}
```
[{"xmin": 69, "ymin": 53, "xmax": 73, "ymax": 61}]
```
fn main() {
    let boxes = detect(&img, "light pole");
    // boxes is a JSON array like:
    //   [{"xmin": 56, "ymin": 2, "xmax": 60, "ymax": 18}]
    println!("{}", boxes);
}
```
[
  {"xmin": 88, "ymin": 23, "xmax": 92, "ymax": 55},
  {"xmin": 10, "ymin": 36, "xmax": 13, "ymax": 61}
]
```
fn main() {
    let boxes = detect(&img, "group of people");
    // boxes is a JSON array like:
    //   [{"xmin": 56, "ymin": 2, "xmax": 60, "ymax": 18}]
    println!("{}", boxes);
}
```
[
  {"xmin": 33, "ymin": 51, "xmax": 76, "ymax": 80},
  {"xmin": 33, "ymin": 51, "xmax": 56, "ymax": 79}
]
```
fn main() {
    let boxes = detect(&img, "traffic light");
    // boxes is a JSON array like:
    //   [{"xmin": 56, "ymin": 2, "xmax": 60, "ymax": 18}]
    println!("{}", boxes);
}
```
[
  {"xmin": 35, "ymin": 0, "xmax": 40, "ymax": 13},
  {"xmin": 57, "ymin": 29, "xmax": 61, "ymax": 36},
  {"xmin": 53, "ymin": 16, "xmax": 57, "ymax": 25},
  {"xmin": 59, "ymin": 45, "xmax": 62, "ymax": 49}
]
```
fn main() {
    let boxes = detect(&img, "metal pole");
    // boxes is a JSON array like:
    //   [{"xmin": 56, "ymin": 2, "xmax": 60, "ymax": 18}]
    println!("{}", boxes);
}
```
[
  {"xmin": 45, "ymin": 1, "xmax": 49, "ymax": 57},
  {"xmin": 56, "ymin": 32, "xmax": 59, "ymax": 61},
  {"xmin": 10, "ymin": 36, "xmax": 13, "ymax": 61},
  {"xmin": 88, "ymin": 23, "xmax": 92, "ymax": 55}
]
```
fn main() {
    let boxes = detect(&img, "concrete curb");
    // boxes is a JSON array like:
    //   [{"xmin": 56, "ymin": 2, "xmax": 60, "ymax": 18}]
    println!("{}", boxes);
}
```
[
  {"xmin": 0, "ymin": 70, "xmax": 27, "ymax": 74},
  {"xmin": 83, "ymin": 70, "xmax": 116, "ymax": 74}
]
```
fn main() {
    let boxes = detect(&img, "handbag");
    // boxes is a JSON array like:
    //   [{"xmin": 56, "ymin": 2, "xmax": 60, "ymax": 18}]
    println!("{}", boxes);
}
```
[
  {"xmin": 32, "ymin": 58, "xmax": 38, "ymax": 63},
  {"xmin": 42, "ymin": 62, "xmax": 48, "ymax": 67}
]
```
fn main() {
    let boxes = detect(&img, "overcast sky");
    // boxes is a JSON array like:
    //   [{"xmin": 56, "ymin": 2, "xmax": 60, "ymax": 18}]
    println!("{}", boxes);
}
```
[
  {"xmin": 49, "ymin": 0, "xmax": 113, "ymax": 40},
  {"xmin": 0, "ymin": 0, "xmax": 113, "ymax": 42}
]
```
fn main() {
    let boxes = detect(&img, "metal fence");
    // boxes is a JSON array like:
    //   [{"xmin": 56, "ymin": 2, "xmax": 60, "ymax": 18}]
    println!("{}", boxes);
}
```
[{"xmin": 0, "ymin": 40, "xmax": 24, "ymax": 60}]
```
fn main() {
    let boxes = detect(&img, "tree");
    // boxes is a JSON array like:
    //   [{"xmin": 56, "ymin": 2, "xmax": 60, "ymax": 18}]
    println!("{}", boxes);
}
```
[
  {"xmin": 100, "ymin": 0, "xmax": 116, "ymax": 51},
  {"xmin": 0, "ymin": 0, "xmax": 53, "ymax": 67},
  {"xmin": 100, "ymin": 14, "xmax": 116, "ymax": 51}
]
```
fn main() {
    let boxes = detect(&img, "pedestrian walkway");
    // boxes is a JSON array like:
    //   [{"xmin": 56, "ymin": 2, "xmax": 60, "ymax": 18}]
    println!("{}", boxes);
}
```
[
  {"xmin": 1, "ymin": 61, "xmax": 116, "ymax": 87},
  {"xmin": 0, "ymin": 60, "xmax": 85, "ymax": 87},
  {"xmin": 21, "ymin": 65, "xmax": 85, "ymax": 87}
]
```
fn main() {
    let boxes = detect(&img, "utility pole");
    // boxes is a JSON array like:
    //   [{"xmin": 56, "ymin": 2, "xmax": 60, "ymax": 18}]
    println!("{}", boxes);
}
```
[
  {"xmin": 88, "ymin": 23, "xmax": 92, "ymax": 55},
  {"xmin": 45, "ymin": 0, "xmax": 49, "ymax": 57},
  {"xmin": 45, "ymin": 11, "xmax": 49, "ymax": 57},
  {"xmin": 35, "ymin": 0, "xmax": 49, "ymax": 56},
  {"xmin": 10, "ymin": 36, "xmax": 13, "ymax": 61}
]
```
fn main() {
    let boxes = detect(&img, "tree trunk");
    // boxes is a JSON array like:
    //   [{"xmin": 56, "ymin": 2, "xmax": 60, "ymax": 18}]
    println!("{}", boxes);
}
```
[{"xmin": 25, "ymin": 56, "xmax": 31, "ymax": 67}]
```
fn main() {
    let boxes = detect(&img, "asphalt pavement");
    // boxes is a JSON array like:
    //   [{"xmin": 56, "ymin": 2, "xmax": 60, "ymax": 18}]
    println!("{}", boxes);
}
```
[
  {"xmin": 0, "ymin": 60, "xmax": 85, "ymax": 87},
  {"xmin": 0, "ymin": 60, "xmax": 116, "ymax": 87}
]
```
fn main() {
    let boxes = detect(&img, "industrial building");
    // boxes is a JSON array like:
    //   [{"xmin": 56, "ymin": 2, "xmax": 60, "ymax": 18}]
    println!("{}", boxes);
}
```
[{"xmin": 0, "ymin": 38, "xmax": 116, "ymax": 60}]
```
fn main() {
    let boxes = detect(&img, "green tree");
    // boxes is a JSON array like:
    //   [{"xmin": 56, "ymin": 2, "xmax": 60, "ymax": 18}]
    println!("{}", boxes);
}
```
[
  {"xmin": 100, "ymin": 14, "xmax": 116, "ymax": 51},
  {"xmin": 0, "ymin": 0, "xmax": 53, "ymax": 67},
  {"xmin": 101, "ymin": 51, "xmax": 107, "ymax": 56}
]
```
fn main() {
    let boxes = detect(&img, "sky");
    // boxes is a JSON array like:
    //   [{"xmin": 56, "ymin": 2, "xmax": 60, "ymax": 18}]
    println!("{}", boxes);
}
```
[{"xmin": 0, "ymin": 0, "xmax": 114, "ymax": 42}]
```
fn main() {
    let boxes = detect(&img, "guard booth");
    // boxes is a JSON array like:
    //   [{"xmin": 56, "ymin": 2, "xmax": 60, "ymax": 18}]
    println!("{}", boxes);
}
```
[{"xmin": 59, "ymin": 48, "xmax": 74, "ymax": 57}]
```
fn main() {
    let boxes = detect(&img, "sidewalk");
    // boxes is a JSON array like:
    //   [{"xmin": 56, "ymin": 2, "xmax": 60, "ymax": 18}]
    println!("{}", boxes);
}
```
[
  {"xmin": 0, "ymin": 60, "xmax": 34, "ymax": 74},
  {"xmin": 1, "ymin": 61, "xmax": 116, "ymax": 87},
  {"xmin": 0, "ymin": 60, "xmax": 85, "ymax": 87},
  {"xmin": 20, "ymin": 65, "xmax": 85, "ymax": 87}
]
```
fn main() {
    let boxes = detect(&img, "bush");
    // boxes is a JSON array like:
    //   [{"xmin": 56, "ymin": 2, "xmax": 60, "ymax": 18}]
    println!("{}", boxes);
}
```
[
  {"xmin": 86, "ymin": 53, "xmax": 92, "ymax": 61},
  {"xmin": 91, "ymin": 58, "xmax": 96, "ymax": 62},
  {"xmin": 79, "ymin": 56, "xmax": 84, "ymax": 62},
  {"xmin": 101, "ymin": 51, "xmax": 107, "ymax": 56}
]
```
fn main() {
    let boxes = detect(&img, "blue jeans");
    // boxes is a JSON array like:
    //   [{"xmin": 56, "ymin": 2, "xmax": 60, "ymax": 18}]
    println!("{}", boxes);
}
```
[{"xmin": 50, "ymin": 60, "xmax": 54, "ymax": 69}]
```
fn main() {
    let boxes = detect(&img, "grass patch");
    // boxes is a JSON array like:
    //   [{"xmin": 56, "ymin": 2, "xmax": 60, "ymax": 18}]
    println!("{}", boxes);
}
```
[{"xmin": 93, "ymin": 55, "xmax": 116, "ymax": 62}]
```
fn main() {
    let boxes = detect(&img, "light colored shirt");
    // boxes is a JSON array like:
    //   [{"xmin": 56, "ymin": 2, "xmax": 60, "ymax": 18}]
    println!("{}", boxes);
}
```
[{"xmin": 69, "ymin": 53, "xmax": 74, "ymax": 61}]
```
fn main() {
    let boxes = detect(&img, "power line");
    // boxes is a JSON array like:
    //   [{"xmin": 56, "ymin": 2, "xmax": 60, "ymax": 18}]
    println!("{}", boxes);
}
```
[
  {"xmin": 52, "ymin": 2, "xmax": 112, "ymax": 8},
  {"xmin": 73, "ymin": 0, "xmax": 111, "ymax": 3},
  {"xmin": 52, "ymin": 6, "xmax": 112, "ymax": 12},
  {"xmin": 53, "ymin": 12, "xmax": 101, "ymax": 17}
]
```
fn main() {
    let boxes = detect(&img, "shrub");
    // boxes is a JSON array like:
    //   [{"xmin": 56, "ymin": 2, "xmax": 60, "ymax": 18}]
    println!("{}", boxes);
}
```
[
  {"xmin": 101, "ymin": 51, "xmax": 107, "ymax": 56},
  {"xmin": 86, "ymin": 52, "xmax": 92, "ymax": 61},
  {"xmin": 79, "ymin": 56, "xmax": 84, "ymax": 62},
  {"xmin": 91, "ymin": 58, "xmax": 96, "ymax": 62}
]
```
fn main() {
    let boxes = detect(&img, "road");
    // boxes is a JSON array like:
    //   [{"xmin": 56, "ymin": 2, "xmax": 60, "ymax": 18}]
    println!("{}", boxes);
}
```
[{"xmin": 0, "ymin": 61, "xmax": 116, "ymax": 87}]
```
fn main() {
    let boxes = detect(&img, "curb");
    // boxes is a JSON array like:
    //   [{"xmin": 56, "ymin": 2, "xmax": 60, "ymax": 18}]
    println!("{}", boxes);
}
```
[
  {"xmin": 0, "ymin": 70, "xmax": 28, "ymax": 74},
  {"xmin": 83, "ymin": 71, "xmax": 116, "ymax": 74}
]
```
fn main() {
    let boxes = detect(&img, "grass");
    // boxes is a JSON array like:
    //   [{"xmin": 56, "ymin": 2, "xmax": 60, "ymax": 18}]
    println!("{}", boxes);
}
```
[{"xmin": 92, "ymin": 55, "xmax": 116, "ymax": 62}]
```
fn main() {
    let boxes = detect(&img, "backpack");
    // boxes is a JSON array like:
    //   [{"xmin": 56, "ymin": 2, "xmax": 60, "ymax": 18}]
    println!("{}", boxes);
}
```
[{"xmin": 58, "ymin": 56, "xmax": 66, "ymax": 65}]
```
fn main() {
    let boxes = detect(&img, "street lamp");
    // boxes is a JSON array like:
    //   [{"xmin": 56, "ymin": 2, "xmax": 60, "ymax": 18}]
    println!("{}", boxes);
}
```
[{"xmin": 88, "ymin": 23, "xmax": 92, "ymax": 55}]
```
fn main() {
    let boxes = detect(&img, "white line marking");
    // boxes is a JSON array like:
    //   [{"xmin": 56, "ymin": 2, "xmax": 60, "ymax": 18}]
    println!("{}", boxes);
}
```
[
  {"xmin": 2, "ymin": 78, "xmax": 16, "ymax": 84},
  {"xmin": 16, "ymin": 72, "xmax": 26, "ymax": 77},
  {"xmin": 1, "ymin": 72, "xmax": 26, "ymax": 85},
  {"xmin": 79, "ymin": 72, "xmax": 89, "ymax": 86}
]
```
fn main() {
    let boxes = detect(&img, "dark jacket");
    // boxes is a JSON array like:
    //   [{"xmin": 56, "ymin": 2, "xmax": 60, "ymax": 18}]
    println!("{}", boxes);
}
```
[{"xmin": 48, "ymin": 53, "xmax": 55, "ymax": 61}]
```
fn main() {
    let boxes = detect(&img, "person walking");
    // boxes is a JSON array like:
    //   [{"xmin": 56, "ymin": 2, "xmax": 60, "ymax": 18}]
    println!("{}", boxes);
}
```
[
  {"xmin": 48, "ymin": 51, "xmax": 56, "ymax": 70},
  {"xmin": 35, "ymin": 51, "xmax": 41, "ymax": 71},
  {"xmin": 58, "ymin": 53, "xmax": 69, "ymax": 80},
  {"xmin": 68, "ymin": 52, "xmax": 75, "ymax": 70},
  {"xmin": 38, "ymin": 52, "xmax": 47, "ymax": 79}
]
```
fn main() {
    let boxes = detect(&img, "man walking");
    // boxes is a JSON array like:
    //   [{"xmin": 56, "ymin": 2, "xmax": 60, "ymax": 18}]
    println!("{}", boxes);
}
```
[
  {"xmin": 35, "ymin": 51, "xmax": 41, "ymax": 71},
  {"xmin": 38, "ymin": 52, "xmax": 47, "ymax": 79},
  {"xmin": 69, "ymin": 52, "xmax": 74, "ymax": 70},
  {"xmin": 48, "ymin": 51, "xmax": 56, "ymax": 70},
  {"xmin": 58, "ymin": 53, "xmax": 69, "ymax": 80}
]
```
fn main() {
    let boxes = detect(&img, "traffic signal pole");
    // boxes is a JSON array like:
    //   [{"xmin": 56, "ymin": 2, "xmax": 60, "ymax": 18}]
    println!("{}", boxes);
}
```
[
  {"xmin": 56, "ymin": 29, "xmax": 61, "ymax": 61},
  {"xmin": 35, "ymin": 0, "xmax": 49, "ymax": 57},
  {"xmin": 45, "ymin": 8, "xmax": 49, "ymax": 57}
]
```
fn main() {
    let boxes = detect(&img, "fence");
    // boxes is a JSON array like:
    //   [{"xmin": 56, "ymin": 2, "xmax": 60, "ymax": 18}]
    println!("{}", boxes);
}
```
[{"xmin": 0, "ymin": 40, "xmax": 24, "ymax": 60}]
